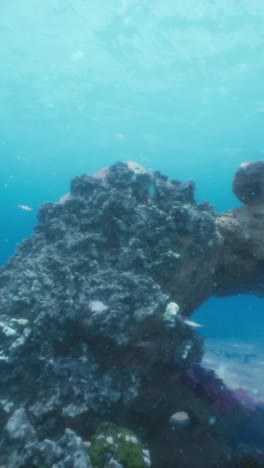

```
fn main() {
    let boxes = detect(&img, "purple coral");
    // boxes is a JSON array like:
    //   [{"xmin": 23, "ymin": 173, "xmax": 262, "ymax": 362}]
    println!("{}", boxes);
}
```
[
  {"xmin": 182, "ymin": 365, "xmax": 242, "ymax": 414},
  {"xmin": 182, "ymin": 364, "xmax": 264, "ymax": 455}
]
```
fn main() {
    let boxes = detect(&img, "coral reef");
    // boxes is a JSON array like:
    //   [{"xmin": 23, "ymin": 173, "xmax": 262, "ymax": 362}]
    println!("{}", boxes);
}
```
[
  {"xmin": 2, "ymin": 408, "xmax": 92, "ymax": 467},
  {"xmin": 0, "ymin": 159, "xmax": 263, "ymax": 466}
]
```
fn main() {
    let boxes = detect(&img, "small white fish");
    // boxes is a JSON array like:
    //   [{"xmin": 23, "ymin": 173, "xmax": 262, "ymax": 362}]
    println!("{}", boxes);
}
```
[
  {"xmin": 183, "ymin": 319, "xmax": 203, "ymax": 328},
  {"xmin": 17, "ymin": 204, "xmax": 33, "ymax": 211},
  {"xmin": 88, "ymin": 300, "xmax": 108, "ymax": 313}
]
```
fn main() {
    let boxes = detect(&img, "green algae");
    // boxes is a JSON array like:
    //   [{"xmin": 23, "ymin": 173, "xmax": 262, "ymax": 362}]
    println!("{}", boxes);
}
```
[{"xmin": 89, "ymin": 422, "xmax": 145, "ymax": 468}]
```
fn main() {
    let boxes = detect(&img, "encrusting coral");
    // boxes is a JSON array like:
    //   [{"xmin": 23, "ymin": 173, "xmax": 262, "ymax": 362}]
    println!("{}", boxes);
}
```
[{"xmin": 0, "ymin": 160, "xmax": 264, "ymax": 467}]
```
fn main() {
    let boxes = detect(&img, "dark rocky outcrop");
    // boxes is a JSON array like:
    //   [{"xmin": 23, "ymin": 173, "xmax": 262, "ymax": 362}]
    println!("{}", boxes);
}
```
[
  {"xmin": 232, "ymin": 160, "xmax": 264, "ymax": 205},
  {"xmin": 215, "ymin": 160, "xmax": 264, "ymax": 296},
  {"xmin": 0, "ymin": 159, "xmax": 263, "ymax": 467}
]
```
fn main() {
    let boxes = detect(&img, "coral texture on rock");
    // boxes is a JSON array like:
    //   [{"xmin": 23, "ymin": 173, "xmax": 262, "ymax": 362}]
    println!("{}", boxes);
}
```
[
  {"xmin": 215, "ymin": 160, "xmax": 264, "ymax": 296},
  {"xmin": 0, "ymin": 160, "xmax": 263, "ymax": 467}
]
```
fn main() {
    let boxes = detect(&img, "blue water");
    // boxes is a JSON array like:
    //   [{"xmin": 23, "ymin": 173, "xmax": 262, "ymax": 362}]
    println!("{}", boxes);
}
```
[{"xmin": 1, "ymin": 0, "xmax": 264, "ymax": 342}]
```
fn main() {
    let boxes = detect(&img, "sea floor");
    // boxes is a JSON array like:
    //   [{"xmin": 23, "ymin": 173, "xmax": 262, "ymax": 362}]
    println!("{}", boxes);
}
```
[{"xmin": 202, "ymin": 338, "xmax": 264, "ymax": 404}]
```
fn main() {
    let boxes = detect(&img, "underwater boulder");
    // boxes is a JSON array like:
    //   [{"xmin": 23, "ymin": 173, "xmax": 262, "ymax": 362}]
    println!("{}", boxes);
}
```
[
  {"xmin": 232, "ymin": 160, "xmax": 264, "ymax": 205},
  {"xmin": 215, "ymin": 160, "xmax": 264, "ymax": 296},
  {"xmin": 0, "ymin": 161, "xmax": 241, "ymax": 467}
]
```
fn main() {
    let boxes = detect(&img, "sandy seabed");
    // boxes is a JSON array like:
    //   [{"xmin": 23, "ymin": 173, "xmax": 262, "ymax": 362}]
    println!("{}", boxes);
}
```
[{"xmin": 202, "ymin": 338, "xmax": 264, "ymax": 403}]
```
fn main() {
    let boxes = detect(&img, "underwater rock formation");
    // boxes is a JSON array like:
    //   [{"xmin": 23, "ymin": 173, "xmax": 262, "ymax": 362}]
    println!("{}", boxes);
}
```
[
  {"xmin": 215, "ymin": 160, "xmax": 264, "ymax": 296},
  {"xmin": 0, "ymin": 159, "xmax": 263, "ymax": 467},
  {"xmin": 232, "ymin": 160, "xmax": 264, "ymax": 205},
  {"xmin": 3, "ymin": 408, "xmax": 92, "ymax": 468}
]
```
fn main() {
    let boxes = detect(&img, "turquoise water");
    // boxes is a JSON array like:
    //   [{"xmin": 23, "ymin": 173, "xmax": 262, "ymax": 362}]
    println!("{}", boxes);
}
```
[{"xmin": 1, "ymin": 1, "xmax": 264, "ymax": 340}]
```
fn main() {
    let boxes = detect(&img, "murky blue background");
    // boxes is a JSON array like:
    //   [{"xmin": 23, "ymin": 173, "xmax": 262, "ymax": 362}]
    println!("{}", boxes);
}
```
[{"xmin": 1, "ymin": 0, "xmax": 264, "ymax": 341}]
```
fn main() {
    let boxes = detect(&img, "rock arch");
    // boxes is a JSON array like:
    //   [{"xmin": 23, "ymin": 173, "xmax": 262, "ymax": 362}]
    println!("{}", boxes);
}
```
[{"xmin": 0, "ymin": 160, "xmax": 263, "ymax": 467}]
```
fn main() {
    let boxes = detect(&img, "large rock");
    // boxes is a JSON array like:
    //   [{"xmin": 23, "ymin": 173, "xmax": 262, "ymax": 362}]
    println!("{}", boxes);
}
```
[
  {"xmin": 232, "ymin": 160, "xmax": 264, "ymax": 204},
  {"xmin": 215, "ymin": 160, "xmax": 264, "ymax": 296},
  {"xmin": 1, "ymin": 160, "xmax": 262, "ymax": 467},
  {"xmin": 3, "ymin": 409, "xmax": 92, "ymax": 468}
]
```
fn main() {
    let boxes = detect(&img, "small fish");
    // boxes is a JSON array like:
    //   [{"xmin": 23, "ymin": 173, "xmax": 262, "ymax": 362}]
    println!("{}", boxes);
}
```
[
  {"xmin": 17, "ymin": 204, "xmax": 33, "ymax": 211},
  {"xmin": 183, "ymin": 319, "xmax": 203, "ymax": 328}
]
